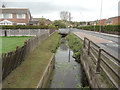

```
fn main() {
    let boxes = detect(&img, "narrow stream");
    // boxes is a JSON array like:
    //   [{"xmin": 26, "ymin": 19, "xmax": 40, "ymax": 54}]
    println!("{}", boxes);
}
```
[{"xmin": 49, "ymin": 37, "xmax": 83, "ymax": 88}]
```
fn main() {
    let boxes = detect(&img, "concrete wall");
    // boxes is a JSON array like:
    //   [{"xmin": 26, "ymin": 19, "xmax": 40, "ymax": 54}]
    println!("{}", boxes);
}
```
[
  {"xmin": 36, "ymin": 54, "xmax": 55, "ymax": 89},
  {"xmin": 81, "ymin": 48, "xmax": 109, "ymax": 89},
  {"xmin": 1, "ymin": 29, "xmax": 49, "ymax": 36}
]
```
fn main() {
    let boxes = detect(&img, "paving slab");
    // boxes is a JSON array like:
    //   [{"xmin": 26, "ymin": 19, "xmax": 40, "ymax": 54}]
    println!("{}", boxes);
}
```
[{"xmin": 73, "ymin": 32, "xmax": 111, "ymax": 44}]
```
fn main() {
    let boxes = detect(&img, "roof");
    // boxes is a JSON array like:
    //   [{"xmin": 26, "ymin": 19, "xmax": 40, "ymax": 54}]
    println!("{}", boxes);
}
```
[
  {"xmin": 0, "ymin": 19, "xmax": 13, "ymax": 24},
  {"xmin": 32, "ymin": 18, "xmax": 46, "ymax": 21},
  {"xmin": 0, "ymin": 8, "xmax": 30, "ymax": 14},
  {"xmin": 105, "ymin": 16, "xmax": 117, "ymax": 23},
  {"xmin": 29, "ymin": 20, "xmax": 39, "ymax": 24}
]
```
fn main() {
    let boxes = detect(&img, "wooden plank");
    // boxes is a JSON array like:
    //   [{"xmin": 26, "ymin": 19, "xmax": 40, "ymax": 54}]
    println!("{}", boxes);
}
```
[
  {"xmin": 102, "ymin": 49, "xmax": 120, "ymax": 63},
  {"xmin": 100, "ymin": 65, "xmax": 118, "ymax": 88},
  {"xmin": 101, "ymin": 57, "xmax": 120, "ymax": 79},
  {"xmin": 89, "ymin": 50, "xmax": 97, "ymax": 65}
]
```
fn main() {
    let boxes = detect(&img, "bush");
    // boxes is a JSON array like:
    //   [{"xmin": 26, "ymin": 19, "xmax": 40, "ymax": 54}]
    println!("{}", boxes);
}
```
[{"xmin": 77, "ymin": 25, "xmax": 120, "ymax": 32}]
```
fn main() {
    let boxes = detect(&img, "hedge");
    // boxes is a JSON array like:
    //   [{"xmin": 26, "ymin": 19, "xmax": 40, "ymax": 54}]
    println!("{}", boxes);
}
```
[
  {"xmin": 77, "ymin": 25, "xmax": 120, "ymax": 32},
  {"xmin": 1, "ymin": 25, "xmax": 49, "ymax": 29}
]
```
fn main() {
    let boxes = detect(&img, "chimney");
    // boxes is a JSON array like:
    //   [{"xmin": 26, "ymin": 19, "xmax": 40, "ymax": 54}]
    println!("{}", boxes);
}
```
[{"xmin": 2, "ymin": 4, "xmax": 5, "ymax": 8}]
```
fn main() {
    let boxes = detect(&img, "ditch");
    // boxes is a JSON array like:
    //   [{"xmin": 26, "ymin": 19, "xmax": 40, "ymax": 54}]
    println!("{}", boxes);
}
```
[{"xmin": 48, "ymin": 35, "xmax": 89, "ymax": 88}]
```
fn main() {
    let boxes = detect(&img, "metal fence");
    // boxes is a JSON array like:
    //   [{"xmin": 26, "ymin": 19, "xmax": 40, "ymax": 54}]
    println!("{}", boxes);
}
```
[{"xmin": 84, "ymin": 37, "xmax": 120, "ymax": 89}]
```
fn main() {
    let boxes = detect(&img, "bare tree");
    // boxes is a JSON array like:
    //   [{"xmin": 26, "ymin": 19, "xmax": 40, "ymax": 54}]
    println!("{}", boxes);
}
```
[{"xmin": 60, "ymin": 11, "xmax": 69, "ymax": 21}]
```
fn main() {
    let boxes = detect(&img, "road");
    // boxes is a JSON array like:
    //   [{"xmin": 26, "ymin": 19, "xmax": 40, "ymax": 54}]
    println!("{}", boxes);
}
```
[{"xmin": 71, "ymin": 28, "xmax": 120, "ymax": 59}]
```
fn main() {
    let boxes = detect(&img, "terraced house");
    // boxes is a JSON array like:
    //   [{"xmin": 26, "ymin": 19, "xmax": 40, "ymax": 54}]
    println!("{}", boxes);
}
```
[{"xmin": 0, "ymin": 5, "xmax": 32, "ymax": 25}]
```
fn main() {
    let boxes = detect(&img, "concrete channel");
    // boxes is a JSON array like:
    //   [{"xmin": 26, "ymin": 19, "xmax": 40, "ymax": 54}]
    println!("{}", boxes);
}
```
[
  {"xmin": 36, "ymin": 34, "xmax": 89, "ymax": 88},
  {"xmin": 48, "ymin": 36, "xmax": 89, "ymax": 88}
]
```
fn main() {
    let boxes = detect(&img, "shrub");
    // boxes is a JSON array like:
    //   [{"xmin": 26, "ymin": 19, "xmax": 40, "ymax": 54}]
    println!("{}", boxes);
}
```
[{"xmin": 77, "ymin": 25, "xmax": 120, "ymax": 32}]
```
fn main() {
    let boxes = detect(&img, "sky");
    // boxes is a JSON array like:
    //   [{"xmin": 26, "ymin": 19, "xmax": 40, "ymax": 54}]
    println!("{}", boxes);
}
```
[{"xmin": 0, "ymin": 0, "xmax": 120, "ymax": 22}]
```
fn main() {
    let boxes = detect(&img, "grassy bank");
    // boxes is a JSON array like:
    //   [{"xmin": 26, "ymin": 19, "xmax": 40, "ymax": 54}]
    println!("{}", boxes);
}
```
[
  {"xmin": 66, "ymin": 33, "xmax": 83, "ymax": 62},
  {"xmin": 2, "ymin": 36, "xmax": 32, "ymax": 53},
  {"xmin": 3, "ymin": 32, "xmax": 61, "ymax": 88},
  {"xmin": 66, "ymin": 33, "xmax": 89, "ymax": 88}
]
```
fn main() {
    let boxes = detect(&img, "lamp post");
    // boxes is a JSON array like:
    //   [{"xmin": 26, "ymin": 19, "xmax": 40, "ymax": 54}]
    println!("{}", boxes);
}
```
[{"xmin": 99, "ymin": 0, "xmax": 102, "ymax": 32}]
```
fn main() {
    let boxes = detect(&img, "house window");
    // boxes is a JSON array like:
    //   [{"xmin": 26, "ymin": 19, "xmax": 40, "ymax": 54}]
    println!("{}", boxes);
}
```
[
  {"xmin": 0, "ymin": 13, "xmax": 12, "ymax": 19},
  {"xmin": 17, "ymin": 14, "xmax": 26, "ymax": 19},
  {"xmin": 17, "ymin": 23, "xmax": 26, "ymax": 25},
  {"xmin": 3, "ymin": 13, "xmax": 12, "ymax": 19}
]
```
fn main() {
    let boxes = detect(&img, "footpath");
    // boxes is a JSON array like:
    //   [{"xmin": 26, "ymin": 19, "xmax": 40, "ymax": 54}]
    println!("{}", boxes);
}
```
[{"xmin": 73, "ymin": 32, "xmax": 111, "ymax": 44}]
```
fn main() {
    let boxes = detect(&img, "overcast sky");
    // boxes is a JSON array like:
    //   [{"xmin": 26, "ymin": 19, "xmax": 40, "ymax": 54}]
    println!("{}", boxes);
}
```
[{"xmin": 0, "ymin": 0, "xmax": 120, "ymax": 21}]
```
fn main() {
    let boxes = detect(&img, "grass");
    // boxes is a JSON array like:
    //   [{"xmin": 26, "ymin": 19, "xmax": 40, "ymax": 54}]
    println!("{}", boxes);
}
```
[
  {"xmin": 2, "ymin": 36, "xmax": 32, "ymax": 53},
  {"xmin": 66, "ymin": 33, "xmax": 83, "ymax": 62},
  {"xmin": 3, "ymin": 32, "xmax": 61, "ymax": 88}
]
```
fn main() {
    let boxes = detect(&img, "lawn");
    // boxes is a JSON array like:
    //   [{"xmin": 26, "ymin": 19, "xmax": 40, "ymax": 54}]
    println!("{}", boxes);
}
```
[
  {"xmin": 3, "ymin": 32, "xmax": 61, "ymax": 88},
  {"xmin": 2, "ymin": 36, "xmax": 32, "ymax": 53}
]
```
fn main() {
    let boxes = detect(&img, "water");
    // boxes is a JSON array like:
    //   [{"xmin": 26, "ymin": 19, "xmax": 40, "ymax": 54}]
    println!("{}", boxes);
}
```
[{"xmin": 49, "ymin": 37, "xmax": 82, "ymax": 88}]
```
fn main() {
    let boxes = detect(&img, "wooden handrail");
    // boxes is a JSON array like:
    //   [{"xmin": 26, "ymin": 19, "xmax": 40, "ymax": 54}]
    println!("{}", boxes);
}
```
[
  {"xmin": 102, "ymin": 49, "xmax": 120, "ymax": 64},
  {"xmin": 84, "ymin": 37, "xmax": 119, "ymax": 88}
]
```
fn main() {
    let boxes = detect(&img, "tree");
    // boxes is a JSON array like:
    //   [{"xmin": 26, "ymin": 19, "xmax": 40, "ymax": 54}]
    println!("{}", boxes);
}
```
[
  {"xmin": 60, "ymin": 11, "xmax": 69, "ymax": 21},
  {"xmin": 38, "ymin": 17, "xmax": 45, "ymax": 26},
  {"xmin": 52, "ymin": 20, "xmax": 66, "ymax": 28}
]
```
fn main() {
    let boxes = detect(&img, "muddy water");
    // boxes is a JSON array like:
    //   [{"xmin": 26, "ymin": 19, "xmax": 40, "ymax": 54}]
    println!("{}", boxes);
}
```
[{"xmin": 49, "ymin": 37, "xmax": 82, "ymax": 88}]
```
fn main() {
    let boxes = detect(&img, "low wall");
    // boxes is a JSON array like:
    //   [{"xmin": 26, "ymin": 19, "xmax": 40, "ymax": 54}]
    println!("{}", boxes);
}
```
[{"xmin": 36, "ymin": 54, "xmax": 55, "ymax": 88}]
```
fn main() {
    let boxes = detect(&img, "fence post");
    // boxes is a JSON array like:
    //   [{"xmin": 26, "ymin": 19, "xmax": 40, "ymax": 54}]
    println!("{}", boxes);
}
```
[
  {"xmin": 96, "ymin": 48, "xmax": 102, "ymax": 73},
  {"xmin": 87, "ymin": 40, "xmax": 90, "ymax": 55},
  {"xmin": 9, "ymin": 29, "xmax": 10, "ymax": 36},
  {"xmin": 84, "ymin": 38, "xmax": 85, "ymax": 48}
]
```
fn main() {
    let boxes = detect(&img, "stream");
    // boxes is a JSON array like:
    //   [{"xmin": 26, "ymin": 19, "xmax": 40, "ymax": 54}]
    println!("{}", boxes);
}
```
[{"xmin": 49, "ymin": 37, "xmax": 83, "ymax": 88}]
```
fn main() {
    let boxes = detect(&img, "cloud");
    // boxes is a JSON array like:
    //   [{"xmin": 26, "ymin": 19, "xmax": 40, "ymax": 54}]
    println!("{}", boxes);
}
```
[{"xmin": 0, "ymin": 0, "xmax": 119, "ymax": 21}]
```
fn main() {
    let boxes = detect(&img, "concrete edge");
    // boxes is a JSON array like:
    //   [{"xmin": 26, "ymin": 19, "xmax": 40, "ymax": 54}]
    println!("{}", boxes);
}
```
[{"xmin": 36, "ymin": 53, "xmax": 55, "ymax": 89}]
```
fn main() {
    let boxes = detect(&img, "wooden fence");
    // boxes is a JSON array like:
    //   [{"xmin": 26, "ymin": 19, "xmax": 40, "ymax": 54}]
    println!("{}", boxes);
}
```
[
  {"xmin": 84, "ymin": 37, "xmax": 120, "ymax": 89},
  {"xmin": 2, "ymin": 29, "xmax": 55, "ymax": 80}
]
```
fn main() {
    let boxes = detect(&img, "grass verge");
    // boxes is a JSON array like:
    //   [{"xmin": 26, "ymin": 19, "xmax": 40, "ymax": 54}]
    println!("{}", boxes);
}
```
[{"xmin": 3, "ymin": 32, "xmax": 61, "ymax": 88}]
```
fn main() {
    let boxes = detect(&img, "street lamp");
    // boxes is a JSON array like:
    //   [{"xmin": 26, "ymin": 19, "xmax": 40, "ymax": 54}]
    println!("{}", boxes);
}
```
[{"xmin": 99, "ymin": 0, "xmax": 102, "ymax": 32}]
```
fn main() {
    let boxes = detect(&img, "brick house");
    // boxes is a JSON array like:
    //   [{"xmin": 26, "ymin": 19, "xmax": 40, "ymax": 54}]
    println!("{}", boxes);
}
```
[
  {"xmin": 29, "ymin": 18, "xmax": 52, "ymax": 26},
  {"xmin": 98, "ymin": 19, "xmax": 106, "ymax": 25},
  {"xmin": 0, "ymin": 5, "xmax": 32, "ymax": 25},
  {"xmin": 89, "ymin": 20, "xmax": 99, "ymax": 26},
  {"xmin": 45, "ymin": 19, "xmax": 52, "ymax": 25},
  {"xmin": 112, "ymin": 16, "xmax": 120, "ymax": 25},
  {"xmin": 105, "ymin": 16, "xmax": 119, "ymax": 25}
]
